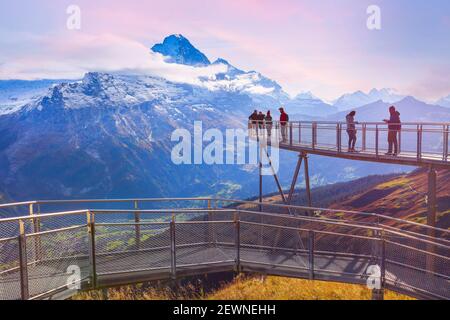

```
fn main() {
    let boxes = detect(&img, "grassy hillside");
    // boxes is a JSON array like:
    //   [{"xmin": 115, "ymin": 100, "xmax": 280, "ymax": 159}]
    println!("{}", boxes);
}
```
[
  {"xmin": 328, "ymin": 168, "xmax": 450, "ymax": 229},
  {"xmin": 77, "ymin": 171, "xmax": 446, "ymax": 300},
  {"xmin": 75, "ymin": 275, "xmax": 413, "ymax": 300}
]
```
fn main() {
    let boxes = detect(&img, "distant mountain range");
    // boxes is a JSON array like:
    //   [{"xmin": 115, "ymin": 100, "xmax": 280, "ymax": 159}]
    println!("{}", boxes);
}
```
[
  {"xmin": 332, "ymin": 88, "xmax": 405, "ymax": 111},
  {"xmin": 0, "ymin": 34, "xmax": 447, "ymax": 202},
  {"xmin": 327, "ymin": 96, "xmax": 450, "ymax": 122}
]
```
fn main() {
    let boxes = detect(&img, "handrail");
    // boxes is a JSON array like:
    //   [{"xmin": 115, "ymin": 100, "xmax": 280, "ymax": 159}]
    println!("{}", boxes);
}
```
[
  {"xmin": 0, "ymin": 202, "xmax": 449, "ymax": 300},
  {"xmin": 1, "ymin": 197, "xmax": 449, "ymax": 235}
]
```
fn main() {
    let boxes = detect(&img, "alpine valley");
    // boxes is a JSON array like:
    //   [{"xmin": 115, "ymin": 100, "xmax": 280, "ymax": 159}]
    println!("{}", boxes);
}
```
[{"xmin": 1, "ymin": 34, "xmax": 449, "ymax": 202}]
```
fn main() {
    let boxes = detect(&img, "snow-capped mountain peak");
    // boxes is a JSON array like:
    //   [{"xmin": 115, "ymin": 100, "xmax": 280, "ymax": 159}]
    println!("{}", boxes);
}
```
[
  {"xmin": 294, "ymin": 91, "xmax": 320, "ymax": 100},
  {"xmin": 333, "ymin": 88, "xmax": 405, "ymax": 111},
  {"xmin": 151, "ymin": 34, "xmax": 211, "ymax": 67}
]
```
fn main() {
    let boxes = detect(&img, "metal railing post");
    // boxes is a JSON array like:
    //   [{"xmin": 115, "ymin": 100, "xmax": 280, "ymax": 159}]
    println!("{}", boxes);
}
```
[
  {"xmin": 29, "ymin": 203, "xmax": 41, "ymax": 263},
  {"xmin": 134, "ymin": 200, "xmax": 141, "ymax": 250},
  {"xmin": 443, "ymin": 124, "xmax": 448, "ymax": 161},
  {"xmin": 336, "ymin": 123, "xmax": 341, "ymax": 152},
  {"xmin": 289, "ymin": 122, "xmax": 293, "ymax": 146},
  {"xmin": 18, "ymin": 219, "xmax": 29, "ymax": 300},
  {"xmin": 207, "ymin": 199, "xmax": 216, "ymax": 245},
  {"xmin": 308, "ymin": 230, "xmax": 314, "ymax": 280},
  {"xmin": 312, "ymin": 122, "xmax": 317, "ymax": 149},
  {"xmin": 234, "ymin": 212, "xmax": 240, "ymax": 273},
  {"xmin": 170, "ymin": 215, "xmax": 176, "ymax": 279},
  {"xmin": 375, "ymin": 124, "xmax": 379, "ymax": 156},
  {"xmin": 417, "ymin": 124, "xmax": 422, "ymax": 160},
  {"xmin": 362, "ymin": 124, "xmax": 366, "ymax": 151},
  {"xmin": 298, "ymin": 122, "xmax": 302, "ymax": 144},
  {"xmin": 87, "ymin": 210, "xmax": 97, "ymax": 289}
]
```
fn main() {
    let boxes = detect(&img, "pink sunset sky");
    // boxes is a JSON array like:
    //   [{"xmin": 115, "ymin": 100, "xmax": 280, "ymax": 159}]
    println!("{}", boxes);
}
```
[{"xmin": 0, "ymin": 0, "xmax": 449, "ymax": 101}]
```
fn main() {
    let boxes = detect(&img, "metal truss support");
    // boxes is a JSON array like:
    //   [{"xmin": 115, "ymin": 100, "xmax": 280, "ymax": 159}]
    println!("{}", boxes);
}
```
[{"xmin": 286, "ymin": 152, "xmax": 313, "ymax": 214}]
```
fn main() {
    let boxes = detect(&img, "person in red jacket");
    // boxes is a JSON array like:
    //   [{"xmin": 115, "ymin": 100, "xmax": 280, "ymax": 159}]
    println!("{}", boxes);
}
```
[{"xmin": 279, "ymin": 107, "xmax": 289, "ymax": 142}]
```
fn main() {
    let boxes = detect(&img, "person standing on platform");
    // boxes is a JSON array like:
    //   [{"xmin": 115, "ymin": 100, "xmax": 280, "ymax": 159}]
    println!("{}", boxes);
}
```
[{"xmin": 279, "ymin": 107, "xmax": 289, "ymax": 142}]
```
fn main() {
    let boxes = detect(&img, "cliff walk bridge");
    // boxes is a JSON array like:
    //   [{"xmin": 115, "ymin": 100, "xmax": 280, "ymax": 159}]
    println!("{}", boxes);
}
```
[
  {"xmin": 250, "ymin": 121, "xmax": 449, "ymax": 233},
  {"xmin": 0, "ymin": 121, "xmax": 448, "ymax": 300},
  {"xmin": 0, "ymin": 198, "xmax": 449, "ymax": 300}
]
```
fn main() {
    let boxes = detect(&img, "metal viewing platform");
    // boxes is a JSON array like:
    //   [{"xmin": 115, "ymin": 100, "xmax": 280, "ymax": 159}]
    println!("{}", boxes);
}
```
[
  {"xmin": 249, "ymin": 121, "xmax": 449, "ymax": 236},
  {"xmin": 0, "ymin": 198, "xmax": 449, "ymax": 300},
  {"xmin": 254, "ymin": 121, "xmax": 449, "ymax": 168}
]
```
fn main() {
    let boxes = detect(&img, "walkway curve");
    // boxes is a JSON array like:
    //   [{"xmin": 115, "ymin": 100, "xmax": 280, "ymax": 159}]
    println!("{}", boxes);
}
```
[{"xmin": 0, "ymin": 198, "xmax": 449, "ymax": 300}]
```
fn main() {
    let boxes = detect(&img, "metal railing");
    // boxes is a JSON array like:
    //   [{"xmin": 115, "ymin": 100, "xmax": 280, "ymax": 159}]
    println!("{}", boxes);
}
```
[
  {"xmin": 0, "ymin": 198, "xmax": 449, "ymax": 300},
  {"xmin": 249, "ymin": 121, "xmax": 450, "ymax": 164}
]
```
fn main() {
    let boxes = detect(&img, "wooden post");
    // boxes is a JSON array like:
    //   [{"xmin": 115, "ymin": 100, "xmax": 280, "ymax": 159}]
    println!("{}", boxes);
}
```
[
  {"xmin": 87, "ymin": 211, "xmax": 97, "ymax": 289},
  {"xmin": 18, "ymin": 219, "xmax": 29, "ymax": 300}
]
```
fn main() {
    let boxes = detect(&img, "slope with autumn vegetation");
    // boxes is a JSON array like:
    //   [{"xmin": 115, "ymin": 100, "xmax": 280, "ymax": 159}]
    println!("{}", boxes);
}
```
[{"xmin": 328, "ymin": 168, "xmax": 450, "ymax": 229}]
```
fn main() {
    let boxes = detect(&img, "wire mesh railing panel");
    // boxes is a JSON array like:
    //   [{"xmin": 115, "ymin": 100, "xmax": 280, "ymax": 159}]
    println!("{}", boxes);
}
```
[
  {"xmin": 175, "ymin": 222, "xmax": 235, "ymax": 267},
  {"xmin": 0, "ymin": 237, "xmax": 21, "ymax": 300},
  {"xmin": 26, "ymin": 227, "xmax": 90, "ymax": 299},
  {"xmin": 239, "ymin": 222, "xmax": 309, "ymax": 269},
  {"xmin": 95, "ymin": 223, "xmax": 171, "ymax": 274},
  {"xmin": 38, "ymin": 213, "xmax": 87, "ymax": 232},
  {"xmin": 0, "ymin": 220, "xmax": 20, "ymax": 239},
  {"xmin": 313, "ymin": 230, "xmax": 376, "ymax": 279},
  {"xmin": 385, "ymin": 239, "xmax": 450, "ymax": 299}
]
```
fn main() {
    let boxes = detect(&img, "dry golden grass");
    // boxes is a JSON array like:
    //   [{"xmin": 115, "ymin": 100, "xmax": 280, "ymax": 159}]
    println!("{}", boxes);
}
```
[{"xmin": 74, "ymin": 275, "xmax": 413, "ymax": 300}]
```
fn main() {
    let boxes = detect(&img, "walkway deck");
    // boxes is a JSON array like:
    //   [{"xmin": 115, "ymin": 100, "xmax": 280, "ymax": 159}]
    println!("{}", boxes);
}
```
[
  {"xmin": 0, "ymin": 199, "xmax": 449, "ymax": 300},
  {"xmin": 256, "ymin": 121, "xmax": 450, "ymax": 168}
]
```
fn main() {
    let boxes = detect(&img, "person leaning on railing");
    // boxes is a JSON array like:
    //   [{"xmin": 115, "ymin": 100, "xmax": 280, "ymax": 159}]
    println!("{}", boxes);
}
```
[
  {"xmin": 383, "ymin": 106, "xmax": 401, "ymax": 156},
  {"xmin": 265, "ymin": 110, "xmax": 273, "ymax": 138},
  {"xmin": 346, "ymin": 110, "xmax": 358, "ymax": 152}
]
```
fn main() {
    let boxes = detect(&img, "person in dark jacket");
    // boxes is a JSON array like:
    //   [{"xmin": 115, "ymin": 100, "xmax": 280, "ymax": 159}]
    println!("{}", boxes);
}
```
[
  {"xmin": 383, "ymin": 106, "xmax": 401, "ymax": 155},
  {"xmin": 257, "ymin": 111, "xmax": 265, "ymax": 130},
  {"xmin": 346, "ymin": 111, "xmax": 358, "ymax": 152},
  {"xmin": 265, "ymin": 110, "xmax": 273, "ymax": 137},
  {"xmin": 248, "ymin": 110, "xmax": 258, "ymax": 134},
  {"xmin": 279, "ymin": 107, "xmax": 289, "ymax": 142}
]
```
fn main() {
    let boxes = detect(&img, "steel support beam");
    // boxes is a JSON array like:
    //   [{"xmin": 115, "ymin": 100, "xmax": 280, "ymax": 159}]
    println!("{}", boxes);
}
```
[
  {"xmin": 303, "ymin": 153, "xmax": 313, "ymax": 210},
  {"xmin": 287, "ymin": 154, "xmax": 303, "ymax": 205}
]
